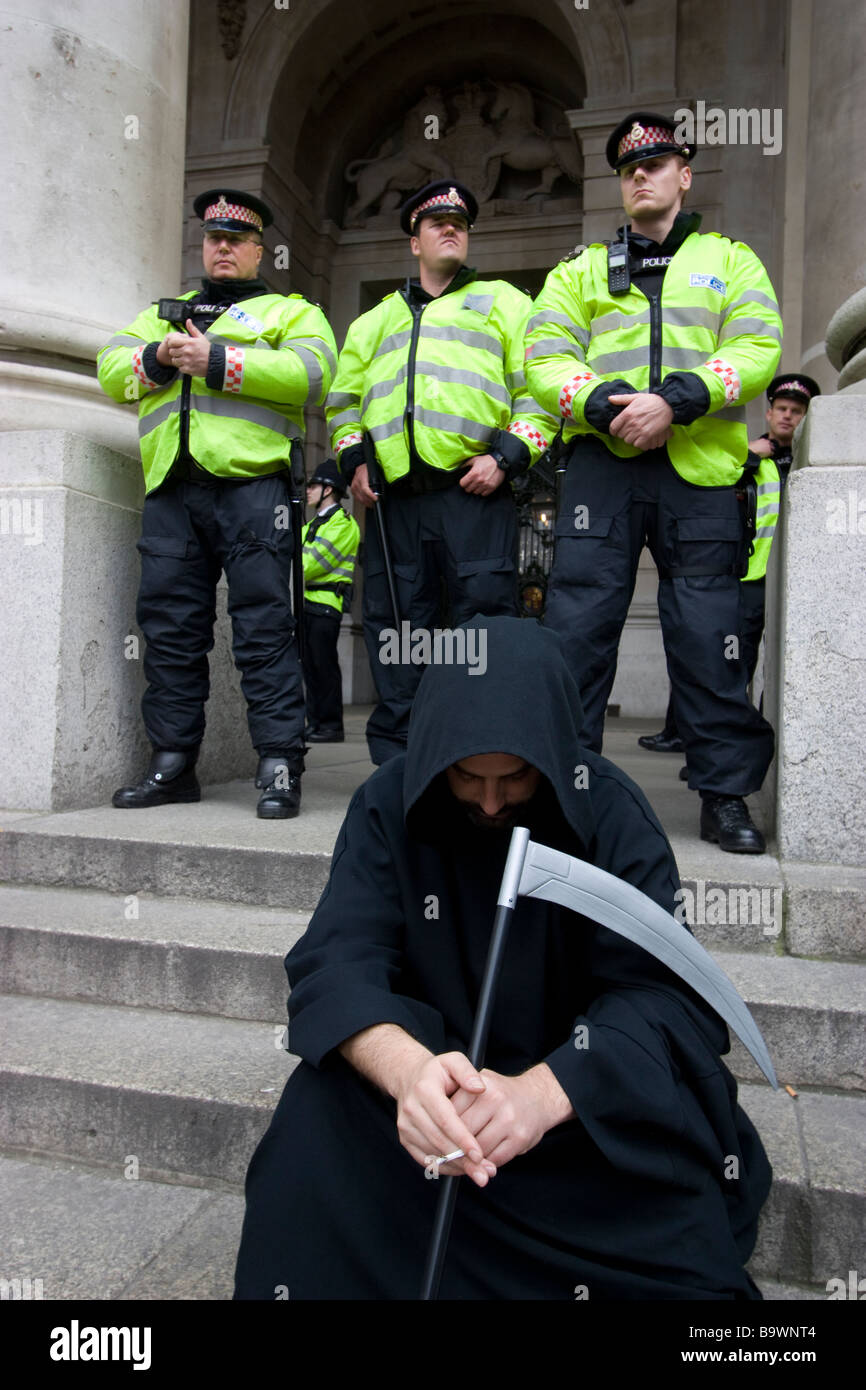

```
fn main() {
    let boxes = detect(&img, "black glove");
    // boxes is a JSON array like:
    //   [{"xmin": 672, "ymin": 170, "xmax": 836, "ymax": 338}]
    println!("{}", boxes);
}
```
[
  {"xmin": 337, "ymin": 443, "xmax": 366, "ymax": 486},
  {"xmin": 583, "ymin": 379, "xmax": 634, "ymax": 433},
  {"xmin": 488, "ymin": 427, "xmax": 531, "ymax": 480},
  {"xmin": 655, "ymin": 372, "xmax": 711, "ymax": 424}
]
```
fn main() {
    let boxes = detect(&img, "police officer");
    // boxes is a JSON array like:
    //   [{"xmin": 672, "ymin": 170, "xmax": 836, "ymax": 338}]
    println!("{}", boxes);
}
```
[
  {"xmin": 525, "ymin": 115, "xmax": 782, "ymax": 853},
  {"xmin": 97, "ymin": 190, "xmax": 337, "ymax": 818},
  {"xmin": 643, "ymin": 369, "xmax": 821, "ymax": 759},
  {"xmin": 301, "ymin": 459, "xmax": 360, "ymax": 743},
  {"xmin": 325, "ymin": 180, "xmax": 555, "ymax": 764},
  {"xmin": 740, "ymin": 372, "xmax": 820, "ymax": 681}
]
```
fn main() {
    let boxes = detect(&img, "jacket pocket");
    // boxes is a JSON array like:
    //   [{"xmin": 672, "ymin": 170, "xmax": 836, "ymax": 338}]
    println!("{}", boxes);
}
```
[{"xmin": 136, "ymin": 535, "xmax": 191, "ymax": 559}]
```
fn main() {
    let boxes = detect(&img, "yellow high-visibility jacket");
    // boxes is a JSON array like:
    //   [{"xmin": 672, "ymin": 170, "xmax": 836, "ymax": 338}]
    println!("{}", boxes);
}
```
[
  {"xmin": 97, "ymin": 292, "xmax": 337, "ymax": 493},
  {"xmin": 302, "ymin": 504, "xmax": 360, "ymax": 616},
  {"xmin": 326, "ymin": 272, "xmax": 555, "ymax": 480},
  {"xmin": 743, "ymin": 455, "xmax": 781, "ymax": 582},
  {"xmin": 525, "ymin": 233, "xmax": 782, "ymax": 487}
]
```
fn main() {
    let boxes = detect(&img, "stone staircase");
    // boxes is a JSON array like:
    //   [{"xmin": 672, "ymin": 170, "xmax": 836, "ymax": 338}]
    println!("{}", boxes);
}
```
[{"xmin": 0, "ymin": 717, "xmax": 863, "ymax": 1300}]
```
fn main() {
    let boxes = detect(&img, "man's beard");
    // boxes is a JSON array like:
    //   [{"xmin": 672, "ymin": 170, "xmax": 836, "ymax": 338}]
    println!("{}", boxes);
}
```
[{"xmin": 461, "ymin": 797, "xmax": 536, "ymax": 832}]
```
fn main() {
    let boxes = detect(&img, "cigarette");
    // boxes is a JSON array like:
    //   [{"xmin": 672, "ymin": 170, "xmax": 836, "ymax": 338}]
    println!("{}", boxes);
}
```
[{"xmin": 437, "ymin": 1149, "xmax": 465, "ymax": 1164}]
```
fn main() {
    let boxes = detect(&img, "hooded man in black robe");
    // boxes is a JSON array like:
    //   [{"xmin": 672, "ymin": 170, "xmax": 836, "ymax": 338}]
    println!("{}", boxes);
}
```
[{"xmin": 234, "ymin": 616, "xmax": 771, "ymax": 1300}]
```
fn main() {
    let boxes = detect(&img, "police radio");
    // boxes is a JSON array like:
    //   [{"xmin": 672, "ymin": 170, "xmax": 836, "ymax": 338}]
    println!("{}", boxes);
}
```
[
  {"xmin": 607, "ymin": 226, "xmax": 630, "ymax": 296},
  {"xmin": 155, "ymin": 299, "xmax": 226, "ymax": 329}
]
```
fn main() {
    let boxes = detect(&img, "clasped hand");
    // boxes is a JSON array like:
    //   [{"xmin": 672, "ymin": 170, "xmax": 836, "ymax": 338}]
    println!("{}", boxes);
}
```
[
  {"xmin": 395, "ymin": 1050, "xmax": 555, "ymax": 1188},
  {"xmin": 156, "ymin": 320, "xmax": 211, "ymax": 375},
  {"xmin": 608, "ymin": 392, "xmax": 674, "ymax": 451}
]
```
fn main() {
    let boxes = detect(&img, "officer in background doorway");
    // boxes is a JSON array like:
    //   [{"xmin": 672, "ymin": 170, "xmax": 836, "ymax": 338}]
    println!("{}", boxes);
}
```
[{"xmin": 301, "ymin": 459, "xmax": 360, "ymax": 743}]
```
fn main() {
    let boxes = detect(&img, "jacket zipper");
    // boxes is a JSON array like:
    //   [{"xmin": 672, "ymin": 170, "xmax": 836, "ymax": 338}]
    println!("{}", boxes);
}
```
[
  {"xmin": 404, "ymin": 299, "xmax": 425, "ymax": 459},
  {"xmin": 179, "ymin": 373, "xmax": 191, "ymax": 460},
  {"xmin": 648, "ymin": 290, "xmax": 662, "ymax": 391}
]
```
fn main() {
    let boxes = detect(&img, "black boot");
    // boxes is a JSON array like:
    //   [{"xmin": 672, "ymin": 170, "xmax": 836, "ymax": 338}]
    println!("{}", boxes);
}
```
[
  {"xmin": 700, "ymin": 795, "xmax": 766, "ymax": 854},
  {"xmin": 112, "ymin": 750, "xmax": 200, "ymax": 808},
  {"xmin": 256, "ymin": 753, "xmax": 303, "ymax": 819},
  {"xmin": 305, "ymin": 727, "xmax": 345, "ymax": 743},
  {"xmin": 638, "ymin": 729, "xmax": 685, "ymax": 753}
]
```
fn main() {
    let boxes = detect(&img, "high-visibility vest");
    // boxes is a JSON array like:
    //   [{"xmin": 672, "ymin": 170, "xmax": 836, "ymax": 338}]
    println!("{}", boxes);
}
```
[
  {"xmin": 524, "ymin": 233, "xmax": 782, "ymax": 487},
  {"xmin": 302, "ymin": 504, "xmax": 361, "ymax": 615},
  {"xmin": 326, "ymin": 276, "xmax": 555, "ymax": 481},
  {"xmin": 743, "ymin": 455, "xmax": 781, "ymax": 582},
  {"xmin": 97, "ymin": 292, "xmax": 337, "ymax": 493}
]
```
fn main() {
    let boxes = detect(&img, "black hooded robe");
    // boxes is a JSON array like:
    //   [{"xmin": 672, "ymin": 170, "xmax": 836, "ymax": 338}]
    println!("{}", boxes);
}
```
[{"xmin": 234, "ymin": 618, "xmax": 771, "ymax": 1300}]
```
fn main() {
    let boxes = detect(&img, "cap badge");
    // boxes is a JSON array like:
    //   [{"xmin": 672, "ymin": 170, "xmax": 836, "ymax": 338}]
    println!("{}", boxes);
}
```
[
  {"xmin": 631, "ymin": 123, "xmax": 645, "ymax": 141},
  {"xmin": 215, "ymin": 195, "xmax": 230, "ymax": 217}
]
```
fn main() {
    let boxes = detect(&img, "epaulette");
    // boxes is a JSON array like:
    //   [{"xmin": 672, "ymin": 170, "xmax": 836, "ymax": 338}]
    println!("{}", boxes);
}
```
[{"xmin": 559, "ymin": 243, "xmax": 590, "ymax": 264}]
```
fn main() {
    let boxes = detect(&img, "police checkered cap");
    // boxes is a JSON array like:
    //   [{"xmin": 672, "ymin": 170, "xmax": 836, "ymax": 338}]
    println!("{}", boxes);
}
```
[
  {"xmin": 193, "ymin": 187, "xmax": 273, "ymax": 232},
  {"xmin": 606, "ymin": 111, "xmax": 696, "ymax": 170}
]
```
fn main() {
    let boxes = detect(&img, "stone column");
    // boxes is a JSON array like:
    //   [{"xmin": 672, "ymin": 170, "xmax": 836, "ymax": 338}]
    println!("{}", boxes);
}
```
[
  {"xmin": 762, "ymin": 304, "xmax": 866, "ymax": 951},
  {"xmin": 0, "ymin": 3, "xmax": 256, "ymax": 812},
  {"xmin": 0, "ymin": 2, "xmax": 190, "ymax": 449}
]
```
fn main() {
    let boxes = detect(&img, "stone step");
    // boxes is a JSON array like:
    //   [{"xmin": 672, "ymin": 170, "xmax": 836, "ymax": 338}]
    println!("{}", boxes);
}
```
[
  {"xmin": 740, "ymin": 1084, "xmax": 866, "ymax": 1289},
  {"xmin": 0, "ymin": 1148, "xmax": 836, "ymax": 1302},
  {"xmin": 0, "ymin": 992, "xmax": 862, "ymax": 1286},
  {"xmin": 0, "ymin": 994, "xmax": 295, "ymax": 1187},
  {"xmin": 0, "ymin": 884, "xmax": 307, "ymax": 1022},
  {"xmin": 710, "ymin": 950, "xmax": 866, "ymax": 1092},
  {"xmin": 0, "ymin": 775, "xmax": 786, "ymax": 951},
  {"xmin": 1, "ymin": 887, "xmax": 863, "ymax": 1088}
]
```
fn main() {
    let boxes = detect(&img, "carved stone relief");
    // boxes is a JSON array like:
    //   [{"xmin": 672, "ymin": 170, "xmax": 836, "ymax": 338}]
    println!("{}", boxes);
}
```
[
  {"xmin": 218, "ymin": 0, "xmax": 247, "ymax": 62},
  {"xmin": 343, "ymin": 81, "xmax": 582, "ymax": 227}
]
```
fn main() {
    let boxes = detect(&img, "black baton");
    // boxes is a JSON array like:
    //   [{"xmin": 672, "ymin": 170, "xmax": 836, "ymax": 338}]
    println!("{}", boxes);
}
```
[
  {"xmin": 289, "ymin": 438, "xmax": 307, "ymax": 665},
  {"xmin": 363, "ymin": 432, "xmax": 401, "ymax": 628}
]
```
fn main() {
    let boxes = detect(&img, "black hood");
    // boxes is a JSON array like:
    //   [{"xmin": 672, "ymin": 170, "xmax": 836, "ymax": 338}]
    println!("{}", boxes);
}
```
[{"xmin": 403, "ymin": 616, "xmax": 595, "ymax": 849}]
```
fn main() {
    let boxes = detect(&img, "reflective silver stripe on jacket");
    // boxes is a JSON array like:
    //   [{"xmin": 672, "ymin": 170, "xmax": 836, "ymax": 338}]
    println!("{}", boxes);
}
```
[
  {"xmin": 290, "ymin": 345, "xmax": 325, "ymax": 402},
  {"xmin": 588, "ymin": 345, "xmax": 708, "ymax": 373},
  {"xmin": 419, "ymin": 324, "xmax": 504, "ymax": 358},
  {"xmin": 328, "ymin": 406, "xmax": 363, "ymax": 431},
  {"xmin": 590, "ymin": 307, "xmax": 651, "ymax": 336},
  {"xmin": 138, "ymin": 393, "xmax": 301, "ymax": 440},
  {"xmin": 282, "ymin": 336, "xmax": 338, "ymax": 377},
  {"xmin": 524, "ymin": 337, "xmax": 586, "ymax": 362},
  {"xmin": 373, "ymin": 330, "xmax": 414, "ymax": 359},
  {"xmin": 662, "ymin": 305, "xmax": 723, "ymax": 333},
  {"xmin": 97, "ymin": 333, "xmax": 142, "ymax": 358},
  {"xmin": 305, "ymin": 543, "xmax": 355, "ymax": 580},
  {"xmin": 308, "ymin": 531, "xmax": 354, "ymax": 566},
  {"xmin": 719, "ymin": 317, "xmax": 783, "ymax": 345},
  {"xmin": 726, "ymin": 289, "xmax": 780, "ymax": 315},
  {"xmin": 527, "ymin": 309, "xmax": 590, "ymax": 348},
  {"xmin": 362, "ymin": 360, "xmax": 510, "ymax": 414}
]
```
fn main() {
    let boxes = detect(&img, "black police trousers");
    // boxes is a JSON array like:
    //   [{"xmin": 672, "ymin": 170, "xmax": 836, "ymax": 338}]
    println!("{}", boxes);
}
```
[
  {"xmin": 544, "ymin": 439, "xmax": 774, "ymax": 797},
  {"xmin": 135, "ymin": 473, "xmax": 305, "ymax": 755},
  {"xmin": 302, "ymin": 602, "xmax": 344, "ymax": 734},
  {"xmin": 363, "ymin": 482, "xmax": 519, "ymax": 764},
  {"xmin": 740, "ymin": 578, "xmax": 766, "ymax": 690}
]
